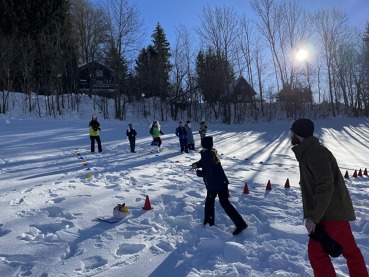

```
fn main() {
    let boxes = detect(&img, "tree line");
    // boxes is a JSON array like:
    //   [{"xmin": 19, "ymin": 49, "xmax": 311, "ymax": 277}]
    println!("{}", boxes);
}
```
[{"xmin": 0, "ymin": 0, "xmax": 368, "ymax": 122}]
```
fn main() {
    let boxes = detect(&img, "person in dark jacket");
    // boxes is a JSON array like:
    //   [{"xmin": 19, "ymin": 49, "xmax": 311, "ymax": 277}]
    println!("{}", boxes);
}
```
[
  {"xmin": 291, "ymin": 118, "xmax": 368, "ymax": 277},
  {"xmin": 184, "ymin": 120, "xmax": 195, "ymax": 150},
  {"xmin": 175, "ymin": 120, "xmax": 188, "ymax": 153},
  {"xmin": 126, "ymin": 123, "xmax": 137, "ymax": 153},
  {"xmin": 192, "ymin": 136, "xmax": 247, "ymax": 235},
  {"xmin": 199, "ymin": 120, "xmax": 207, "ymax": 140},
  {"xmin": 89, "ymin": 114, "xmax": 102, "ymax": 153}
]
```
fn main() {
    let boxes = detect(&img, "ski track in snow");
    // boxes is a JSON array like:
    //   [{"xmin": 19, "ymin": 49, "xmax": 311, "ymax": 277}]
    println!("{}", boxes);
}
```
[{"xmin": 0, "ymin": 118, "xmax": 369, "ymax": 276}]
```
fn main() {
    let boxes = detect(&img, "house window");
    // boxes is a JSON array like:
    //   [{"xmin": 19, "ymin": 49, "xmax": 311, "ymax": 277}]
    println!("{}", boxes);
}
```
[{"xmin": 96, "ymin": 70, "xmax": 103, "ymax": 77}]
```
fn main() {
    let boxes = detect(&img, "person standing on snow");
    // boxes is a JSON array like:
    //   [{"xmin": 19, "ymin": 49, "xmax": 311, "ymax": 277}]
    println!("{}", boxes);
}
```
[
  {"xmin": 199, "ymin": 119, "xmax": 207, "ymax": 140},
  {"xmin": 89, "ymin": 114, "xmax": 102, "ymax": 153},
  {"xmin": 126, "ymin": 123, "xmax": 137, "ymax": 153},
  {"xmin": 191, "ymin": 136, "xmax": 247, "ymax": 236},
  {"xmin": 184, "ymin": 120, "xmax": 195, "ymax": 150},
  {"xmin": 290, "ymin": 118, "xmax": 368, "ymax": 277},
  {"xmin": 175, "ymin": 120, "xmax": 188, "ymax": 153},
  {"xmin": 150, "ymin": 120, "xmax": 164, "ymax": 152}
]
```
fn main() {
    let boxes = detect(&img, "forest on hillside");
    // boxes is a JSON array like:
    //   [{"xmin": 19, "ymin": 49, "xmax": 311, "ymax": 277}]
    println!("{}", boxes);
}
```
[{"xmin": 0, "ymin": 0, "xmax": 368, "ymax": 123}]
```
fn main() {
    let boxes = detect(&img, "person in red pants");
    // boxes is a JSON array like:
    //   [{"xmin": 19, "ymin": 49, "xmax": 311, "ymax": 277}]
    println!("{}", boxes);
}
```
[{"xmin": 290, "ymin": 118, "xmax": 368, "ymax": 276}]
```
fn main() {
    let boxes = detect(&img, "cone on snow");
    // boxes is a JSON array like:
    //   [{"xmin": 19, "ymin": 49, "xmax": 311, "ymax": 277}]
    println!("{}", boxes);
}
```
[
  {"xmin": 243, "ymin": 183, "xmax": 249, "ymax": 194},
  {"xmin": 284, "ymin": 178, "xmax": 290, "ymax": 188},
  {"xmin": 353, "ymin": 170, "xmax": 358, "ymax": 178},
  {"xmin": 364, "ymin": 168, "xmax": 368, "ymax": 176},
  {"xmin": 266, "ymin": 180, "xmax": 272, "ymax": 190},
  {"xmin": 143, "ymin": 195, "xmax": 153, "ymax": 210},
  {"xmin": 358, "ymin": 169, "xmax": 363, "ymax": 177},
  {"xmin": 344, "ymin": 171, "xmax": 349, "ymax": 179}
]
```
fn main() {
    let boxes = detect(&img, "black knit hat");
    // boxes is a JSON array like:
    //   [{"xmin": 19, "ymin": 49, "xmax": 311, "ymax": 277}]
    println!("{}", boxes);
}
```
[
  {"xmin": 291, "ymin": 118, "xmax": 314, "ymax": 138},
  {"xmin": 201, "ymin": 136, "xmax": 213, "ymax": 149}
]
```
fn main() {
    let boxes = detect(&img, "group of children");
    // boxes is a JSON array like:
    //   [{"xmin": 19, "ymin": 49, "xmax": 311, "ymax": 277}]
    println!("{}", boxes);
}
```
[
  {"xmin": 88, "ymin": 115, "xmax": 248, "ymax": 236},
  {"xmin": 88, "ymin": 116, "xmax": 208, "ymax": 154}
]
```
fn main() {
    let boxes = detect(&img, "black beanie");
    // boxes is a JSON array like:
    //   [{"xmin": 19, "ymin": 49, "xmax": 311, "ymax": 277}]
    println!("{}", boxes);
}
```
[
  {"xmin": 291, "ymin": 118, "xmax": 314, "ymax": 138},
  {"xmin": 201, "ymin": 136, "xmax": 213, "ymax": 149}
]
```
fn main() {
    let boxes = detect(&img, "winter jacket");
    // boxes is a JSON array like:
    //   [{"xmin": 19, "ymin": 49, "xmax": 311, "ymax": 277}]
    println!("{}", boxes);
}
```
[
  {"xmin": 199, "ymin": 122, "xmax": 207, "ymax": 134},
  {"xmin": 292, "ymin": 136, "xmax": 356, "ymax": 223},
  {"xmin": 89, "ymin": 120, "xmax": 101, "ymax": 136},
  {"xmin": 175, "ymin": 126, "xmax": 188, "ymax": 140},
  {"xmin": 126, "ymin": 128, "xmax": 137, "ymax": 140},
  {"xmin": 194, "ymin": 149, "xmax": 229, "ymax": 192},
  {"xmin": 151, "ymin": 126, "xmax": 163, "ymax": 138},
  {"xmin": 184, "ymin": 124, "xmax": 194, "ymax": 145}
]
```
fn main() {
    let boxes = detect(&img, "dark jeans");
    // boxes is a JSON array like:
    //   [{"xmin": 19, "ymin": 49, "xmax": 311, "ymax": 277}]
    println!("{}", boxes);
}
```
[
  {"xmin": 153, "ymin": 137, "xmax": 162, "ymax": 147},
  {"xmin": 129, "ymin": 137, "xmax": 136, "ymax": 152},
  {"xmin": 90, "ymin": 136, "xmax": 102, "ymax": 153},
  {"xmin": 204, "ymin": 188, "xmax": 245, "ymax": 227},
  {"xmin": 179, "ymin": 138, "xmax": 188, "ymax": 153}
]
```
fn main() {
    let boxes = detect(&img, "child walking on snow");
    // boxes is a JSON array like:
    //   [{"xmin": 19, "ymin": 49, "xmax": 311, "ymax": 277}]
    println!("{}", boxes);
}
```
[
  {"xmin": 126, "ymin": 123, "xmax": 137, "ymax": 153},
  {"xmin": 149, "ymin": 120, "xmax": 164, "ymax": 152},
  {"xmin": 192, "ymin": 136, "xmax": 247, "ymax": 235}
]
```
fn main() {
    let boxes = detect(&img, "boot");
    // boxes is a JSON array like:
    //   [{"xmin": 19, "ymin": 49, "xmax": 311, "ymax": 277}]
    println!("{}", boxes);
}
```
[{"xmin": 233, "ymin": 222, "xmax": 248, "ymax": 235}]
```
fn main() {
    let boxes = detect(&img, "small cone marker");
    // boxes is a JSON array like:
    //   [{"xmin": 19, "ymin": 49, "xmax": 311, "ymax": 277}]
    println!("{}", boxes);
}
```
[
  {"xmin": 358, "ymin": 169, "xmax": 363, "ymax": 177},
  {"xmin": 364, "ymin": 168, "xmax": 368, "ymax": 176},
  {"xmin": 143, "ymin": 195, "xmax": 153, "ymax": 210},
  {"xmin": 266, "ymin": 180, "xmax": 272, "ymax": 190},
  {"xmin": 284, "ymin": 178, "xmax": 290, "ymax": 188},
  {"xmin": 243, "ymin": 183, "xmax": 249, "ymax": 194},
  {"xmin": 353, "ymin": 170, "xmax": 358, "ymax": 178},
  {"xmin": 85, "ymin": 173, "xmax": 93, "ymax": 179},
  {"xmin": 344, "ymin": 171, "xmax": 349, "ymax": 179},
  {"xmin": 83, "ymin": 163, "xmax": 88, "ymax": 166}
]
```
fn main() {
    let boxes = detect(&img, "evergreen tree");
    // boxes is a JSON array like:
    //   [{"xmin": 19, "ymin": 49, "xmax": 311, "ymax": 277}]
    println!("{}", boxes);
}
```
[
  {"xmin": 151, "ymin": 23, "xmax": 172, "ymax": 100},
  {"xmin": 196, "ymin": 48, "xmax": 235, "ymax": 120}
]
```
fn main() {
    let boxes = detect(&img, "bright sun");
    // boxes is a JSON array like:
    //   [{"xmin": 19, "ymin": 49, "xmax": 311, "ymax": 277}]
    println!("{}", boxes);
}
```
[{"xmin": 296, "ymin": 49, "xmax": 308, "ymax": 61}]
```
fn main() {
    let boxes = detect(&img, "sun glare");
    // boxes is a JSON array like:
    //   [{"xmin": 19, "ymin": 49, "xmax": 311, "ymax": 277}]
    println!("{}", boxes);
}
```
[{"xmin": 296, "ymin": 49, "xmax": 308, "ymax": 61}]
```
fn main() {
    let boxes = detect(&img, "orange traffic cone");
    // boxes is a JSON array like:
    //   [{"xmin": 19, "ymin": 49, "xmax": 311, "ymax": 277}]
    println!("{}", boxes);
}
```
[
  {"xmin": 284, "ymin": 178, "xmax": 290, "ymax": 188},
  {"xmin": 358, "ymin": 169, "xmax": 363, "ymax": 177},
  {"xmin": 353, "ymin": 170, "xmax": 358, "ymax": 178},
  {"xmin": 243, "ymin": 183, "xmax": 249, "ymax": 194},
  {"xmin": 143, "ymin": 195, "xmax": 153, "ymax": 210},
  {"xmin": 266, "ymin": 180, "xmax": 272, "ymax": 190},
  {"xmin": 364, "ymin": 168, "xmax": 368, "ymax": 176}
]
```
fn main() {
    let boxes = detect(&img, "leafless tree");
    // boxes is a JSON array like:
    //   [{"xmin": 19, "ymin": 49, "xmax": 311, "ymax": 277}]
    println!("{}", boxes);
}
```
[
  {"xmin": 170, "ymin": 25, "xmax": 199, "ymax": 121},
  {"xmin": 70, "ymin": 0, "xmax": 109, "ymax": 64},
  {"xmin": 103, "ymin": 0, "xmax": 144, "ymax": 119},
  {"xmin": 195, "ymin": 4, "xmax": 239, "ymax": 123},
  {"xmin": 311, "ymin": 8, "xmax": 350, "ymax": 116}
]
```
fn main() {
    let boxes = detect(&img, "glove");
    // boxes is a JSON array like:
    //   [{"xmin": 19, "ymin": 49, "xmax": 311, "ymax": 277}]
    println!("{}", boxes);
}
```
[{"xmin": 309, "ymin": 224, "xmax": 342, "ymax": 258}]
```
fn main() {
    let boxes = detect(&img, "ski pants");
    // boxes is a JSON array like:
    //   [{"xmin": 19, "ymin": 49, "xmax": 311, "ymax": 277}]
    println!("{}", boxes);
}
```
[
  {"xmin": 308, "ymin": 220, "xmax": 368, "ymax": 277},
  {"xmin": 153, "ymin": 137, "xmax": 162, "ymax": 148},
  {"xmin": 204, "ymin": 188, "xmax": 244, "ymax": 227},
  {"xmin": 179, "ymin": 138, "xmax": 188, "ymax": 153},
  {"xmin": 90, "ymin": 136, "xmax": 102, "ymax": 153},
  {"xmin": 128, "ymin": 137, "xmax": 136, "ymax": 152}
]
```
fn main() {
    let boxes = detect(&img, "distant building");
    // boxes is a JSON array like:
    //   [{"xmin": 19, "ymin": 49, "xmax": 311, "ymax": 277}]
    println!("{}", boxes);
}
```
[
  {"xmin": 78, "ymin": 61, "xmax": 115, "ymax": 96},
  {"xmin": 228, "ymin": 76, "xmax": 257, "ymax": 103}
]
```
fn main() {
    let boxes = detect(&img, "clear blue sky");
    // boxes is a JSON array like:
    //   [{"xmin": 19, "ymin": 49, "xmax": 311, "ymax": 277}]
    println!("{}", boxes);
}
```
[{"xmin": 128, "ymin": 0, "xmax": 368, "ymax": 46}]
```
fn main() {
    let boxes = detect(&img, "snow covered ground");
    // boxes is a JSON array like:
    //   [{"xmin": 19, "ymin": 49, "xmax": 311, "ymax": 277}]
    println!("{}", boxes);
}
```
[{"xmin": 0, "ymin": 115, "xmax": 368, "ymax": 277}]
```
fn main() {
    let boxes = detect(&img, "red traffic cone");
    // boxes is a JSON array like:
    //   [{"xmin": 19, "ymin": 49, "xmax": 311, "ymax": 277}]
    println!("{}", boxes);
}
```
[
  {"xmin": 266, "ymin": 180, "xmax": 272, "ymax": 190},
  {"xmin": 364, "ymin": 168, "xmax": 368, "ymax": 176},
  {"xmin": 284, "ymin": 178, "xmax": 290, "ymax": 188},
  {"xmin": 353, "ymin": 170, "xmax": 358, "ymax": 178},
  {"xmin": 243, "ymin": 183, "xmax": 249, "ymax": 194},
  {"xmin": 143, "ymin": 195, "xmax": 153, "ymax": 210},
  {"xmin": 344, "ymin": 171, "xmax": 349, "ymax": 179},
  {"xmin": 358, "ymin": 169, "xmax": 363, "ymax": 177}
]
